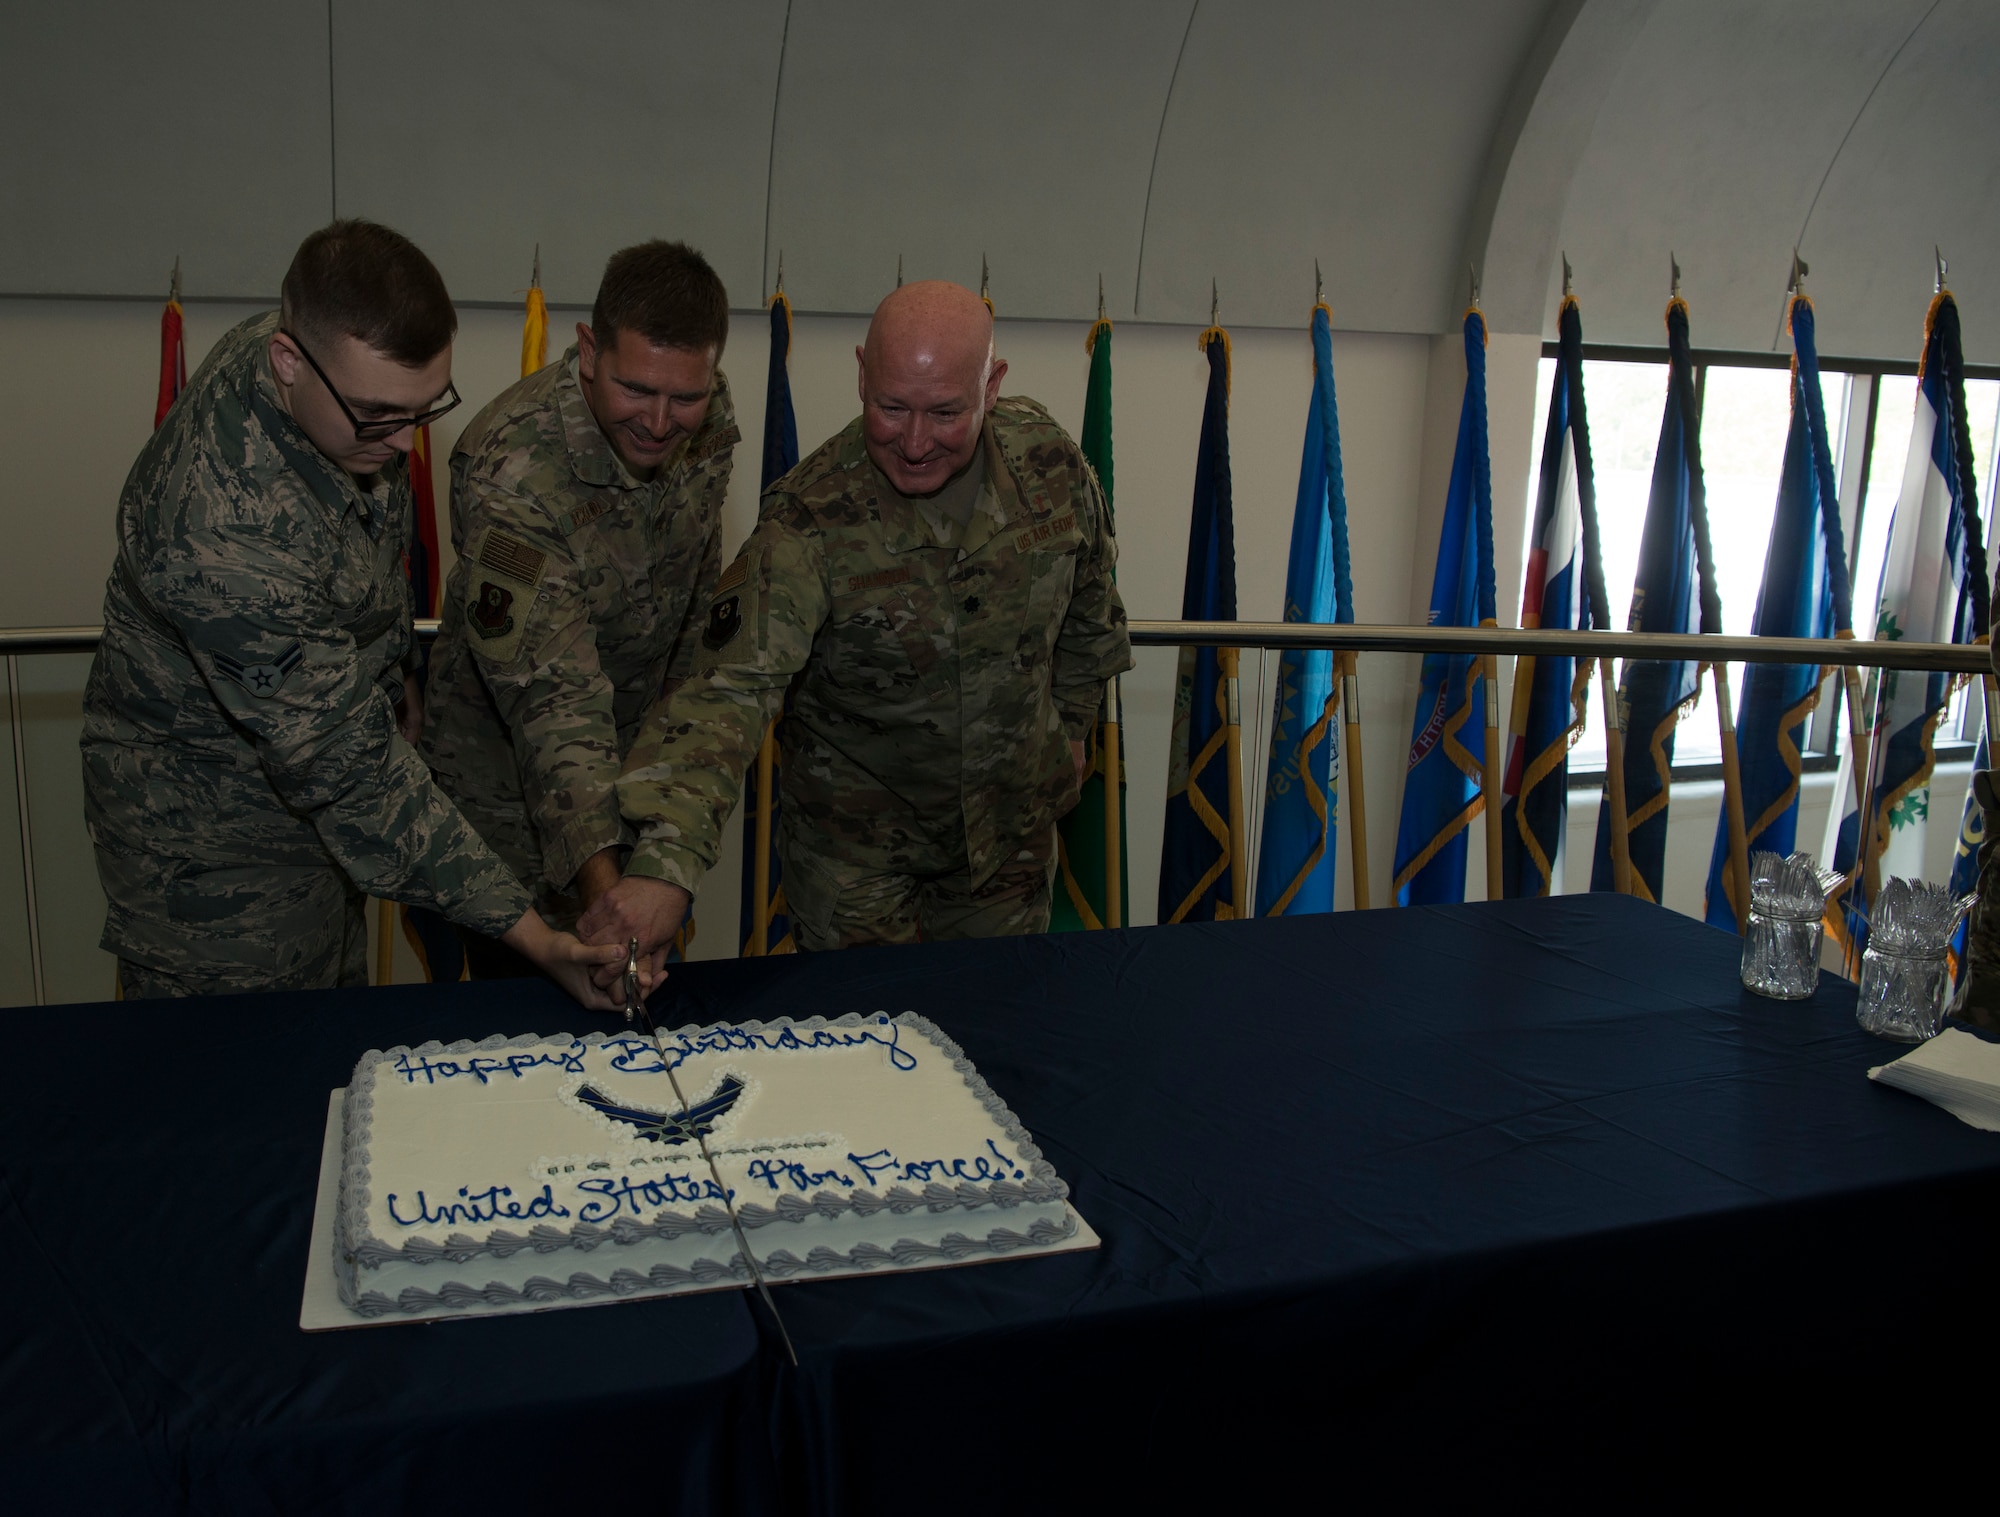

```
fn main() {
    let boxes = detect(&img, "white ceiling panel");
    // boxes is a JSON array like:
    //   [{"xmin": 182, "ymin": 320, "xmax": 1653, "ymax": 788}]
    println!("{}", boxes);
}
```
[
  {"xmin": 0, "ymin": 1, "xmax": 333, "ymax": 298},
  {"xmin": 1551, "ymin": 0, "xmax": 1941, "ymax": 354},
  {"xmin": 331, "ymin": 0, "xmax": 787, "ymax": 308},
  {"xmin": 763, "ymin": 0, "xmax": 1189, "ymax": 322},
  {"xmin": 1137, "ymin": 0, "xmax": 1552, "ymax": 332}
]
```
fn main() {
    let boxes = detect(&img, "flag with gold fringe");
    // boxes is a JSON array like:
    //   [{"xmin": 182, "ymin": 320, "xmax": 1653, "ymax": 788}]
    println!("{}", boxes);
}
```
[
  {"xmin": 1823, "ymin": 287, "xmax": 1988, "ymax": 952},
  {"xmin": 1701, "ymin": 293, "xmax": 1852, "ymax": 925},
  {"xmin": 1159, "ymin": 324, "xmax": 1242, "ymax": 923},
  {"xmin": 741, "ymin": 292, "xmax": 800, "ymax": 955},
  {"xmin": 1392, "ymin": 308, "xmax": 1495, "ymax": 905},
  {"xmin": 522, "ymin": 257, "xmax": 549, "ymax": 377},
  {"xmin": 1254, "ymin": 301, "xmax": 1349, "ymax": 916},
  {"xmin": 1589, "ymin": 309, "xmax": 1707, "ymax": 902},
  {"xmin": 1500, "ymin": 295, "xmax": 1600, "ymax": 897},
  {"xmin": 1051, "ymin": 309, "xmax": 1130, "ymax": 930}
]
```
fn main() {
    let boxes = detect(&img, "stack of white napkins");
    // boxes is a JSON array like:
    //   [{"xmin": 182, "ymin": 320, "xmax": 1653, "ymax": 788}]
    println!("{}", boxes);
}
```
[{"xmin": 1870, "ymin": 1026, "xmax": 2000, "ymax": 1131}]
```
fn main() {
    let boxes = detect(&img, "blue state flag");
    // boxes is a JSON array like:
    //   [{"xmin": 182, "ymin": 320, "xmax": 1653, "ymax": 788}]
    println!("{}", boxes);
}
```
[
  {"xmin": 1702, "ymin": 293, "xmax": 1853, "ymax": 927},
  {"xmin": 1160, "ymin": 326, "xmax": 1241, "ymax": 922},
  {"xmin": 740, "ymin": 293, "xmax": 800, "ymax": 955},
  {"xmin": 1824, "ymin": 289, "xmax": 1989, "ymax": 952},
  {"xmin": 1255, "ymin": 302, "xmax": 1351, "ymax": 916},
  {"xmin": 1500, "ymin": 295, "xmax": 1598, "ymax": 897},
  {"xmin": 1392, "ymin": 308, "xmax": 1495, "ymax": 905},
  {"xmin": 1590, "ymin": 299, "xmax": 1710, "ymax": 901}
]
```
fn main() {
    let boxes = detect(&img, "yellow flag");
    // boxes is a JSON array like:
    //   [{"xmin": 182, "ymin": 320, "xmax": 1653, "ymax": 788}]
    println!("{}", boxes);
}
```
[{"xmin": 521, "ymin": 283, "xmax": 548, "ymax": 378}]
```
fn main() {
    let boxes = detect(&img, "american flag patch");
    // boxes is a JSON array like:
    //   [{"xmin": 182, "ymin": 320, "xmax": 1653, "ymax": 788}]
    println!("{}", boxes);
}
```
[
  {"xmin": 478, "ymin": 531, "xmax": 546, "ymax": 586},
  {"xmin": 715, "ymin": 554, "xmax": 749, "ymax": 594}
]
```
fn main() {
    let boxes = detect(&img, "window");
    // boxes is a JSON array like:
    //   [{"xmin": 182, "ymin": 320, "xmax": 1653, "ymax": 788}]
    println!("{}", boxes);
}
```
[{"xmin": 1524, "ymin": 343, "xmax": 2000, "ymax": 782}]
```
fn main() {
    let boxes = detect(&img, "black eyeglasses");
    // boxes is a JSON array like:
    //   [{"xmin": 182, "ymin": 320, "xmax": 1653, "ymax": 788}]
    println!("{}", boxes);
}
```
[{"xmin": 281, "ymin": 329, "xmax": 462, "ymax": 441}]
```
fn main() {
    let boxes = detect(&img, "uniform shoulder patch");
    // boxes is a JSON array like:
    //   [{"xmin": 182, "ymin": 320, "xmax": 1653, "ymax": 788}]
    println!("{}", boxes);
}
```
[
  {"xmin": 477, "ymin": 529, "xmax": 547, "ymax": 586},
  {"xmin": 714, "ymin": 554, "xmax": 749, "ymax": 595}
]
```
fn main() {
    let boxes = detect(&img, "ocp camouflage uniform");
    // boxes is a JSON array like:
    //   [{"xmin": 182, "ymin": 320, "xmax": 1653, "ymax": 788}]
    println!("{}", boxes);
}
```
[
  {"xmin": 1957, "ymin": 637, "xmax": 2000, "ymax": 1027},
  {"xmin": 617, "ymin": 398, "xmax": 1132, "ymax": 949},
  {"xmin": 419, "ymin": 350, "xmax": 738, "ymax": 923},
  {"xmin": 81, "ymin": 312, "xmax": 532, "ymax": 996}
]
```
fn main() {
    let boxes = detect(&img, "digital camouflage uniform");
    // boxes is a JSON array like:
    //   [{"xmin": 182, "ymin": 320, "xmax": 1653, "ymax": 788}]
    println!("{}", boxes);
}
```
[
  {"xmin": 81, "ymin": 312, "xmax": 533, "ymax": 997},
  {"xmin": 420, "ymin": 350, "xmax": 738, "ymax": 924},
  {"xmin": 618, "ymin": 398, "xmax": 1132, "ymax": 949}
]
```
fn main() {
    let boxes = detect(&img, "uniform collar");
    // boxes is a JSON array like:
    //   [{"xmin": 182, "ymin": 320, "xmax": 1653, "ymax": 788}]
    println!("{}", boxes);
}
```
[
  {"xmin": 867, "ymin": 420, "xmax": 1021, "ymax": 557},
  {"xmin": 245, "ymin": 314, "xmax": 394, "ymax": 534},
  {"xmin": 559, "ymin": 345, "xmax": 741, "ymax": 491}
]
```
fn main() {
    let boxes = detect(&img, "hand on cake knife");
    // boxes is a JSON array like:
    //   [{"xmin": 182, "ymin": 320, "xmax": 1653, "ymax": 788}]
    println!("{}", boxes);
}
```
[{"xmin": 625, "ymin": 938, "xmax": 799, "ymax": 1366}]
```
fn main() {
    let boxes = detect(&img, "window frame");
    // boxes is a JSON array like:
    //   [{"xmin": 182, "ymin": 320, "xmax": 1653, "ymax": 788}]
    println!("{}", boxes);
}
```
[{"xmin": 1545, "ymin": 340, "xmax": 2000, "ymax": 789}]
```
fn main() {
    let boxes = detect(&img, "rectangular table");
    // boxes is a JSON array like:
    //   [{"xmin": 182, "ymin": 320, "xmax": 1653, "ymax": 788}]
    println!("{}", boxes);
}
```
[{"xmin": 6, "ymin": 894, "xmax": 1996, "ymax": 1511}]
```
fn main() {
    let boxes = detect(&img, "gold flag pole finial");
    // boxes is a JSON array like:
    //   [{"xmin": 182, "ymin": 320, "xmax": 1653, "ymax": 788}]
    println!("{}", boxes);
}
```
[
  {"xmin": 1561, "ymin": 252, "xmax": 1572, "ymax": 301},
  {"xmin": 896, "ymin": 253, "xmax": 904, "ymax": 289},
  {"xmin": 980, "ymin": 253, "xmax": 989, "ymax": 302},
  {"xmin": 1210, "ymin": 277, "xmax": 1219, "ymax": 327},
  {"xmin": 1936, "ymin": 245, "xmax": 1949, "ymax": 295},
  {"xmin": 531, "ymin": 244, "xmax": 541, "ymax": 290},
  {"xmin": 1314, "ymin": 258, "xmax": 1323, "ymax": 307},
  {"xmin": 1468, "ymin": 262, "xmax": 1481, "ymax": 308},
  {"xmin": 1097, "ymin": 273, "xmax": 1106, "ymax": 323},
  {"xmin": 1789, "ymin": 249, "xmax": 1808, "ymax": 298},
  {"xmin": 169, "ymin": 255, "xmax": 181, "ymax": 304},
  {"xmin": 775, "ymin": 248, "xmax": 784, "ymax": 297},
  {"xmin": 1670, "ymin": 251, "xmax": 1681, "ymax": 301}
]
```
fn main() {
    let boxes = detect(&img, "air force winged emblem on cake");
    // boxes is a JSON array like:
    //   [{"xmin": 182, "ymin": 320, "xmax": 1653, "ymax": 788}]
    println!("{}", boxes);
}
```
[{"xmin": 316, "ymin": 1013, "xmax": 1096, "ymax": 1324}]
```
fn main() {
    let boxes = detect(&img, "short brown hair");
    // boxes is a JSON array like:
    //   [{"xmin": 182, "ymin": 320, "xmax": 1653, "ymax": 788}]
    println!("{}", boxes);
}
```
[
  {"xmin": 280, "ymin": 220, "xmax": 456, "ymax": 366},
  {"xmin": 592, "ymin": 241, "xmax": 729, "ymax": 355}
]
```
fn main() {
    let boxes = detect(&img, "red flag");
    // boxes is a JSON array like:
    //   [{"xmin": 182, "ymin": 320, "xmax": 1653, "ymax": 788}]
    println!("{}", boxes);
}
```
[
  {"xmin": 407, "ymin": 424, "xmax": 441, "ymax": 619},
  {"xmin": 154, "ymin": 299, "xmax": 186, "ymax": 429}
]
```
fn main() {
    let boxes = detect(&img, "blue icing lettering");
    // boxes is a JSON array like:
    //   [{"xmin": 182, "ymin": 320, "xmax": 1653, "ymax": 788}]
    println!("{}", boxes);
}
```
[
  {"xmin": 392, "ymin": 1041, "xmax": 586, "ymax": 1085},
  {"xmin": 575, "ymin": 1172, "xmax": 729, "ymax": 1224},
  {"xmin": 598, "ymin": 1018, "xmax": 917, "ymax": 1075},
  {"xmin": 385, "ymin": 1183, "xmax": 569, "ymax": 1228},
  {"xmin": 844, "ymin": 1143, "xmax": 1022, "ymax": 1187},
  {"xmin": 744, "ymin": 1157, "xmax": 856, "ymax": 1192}
]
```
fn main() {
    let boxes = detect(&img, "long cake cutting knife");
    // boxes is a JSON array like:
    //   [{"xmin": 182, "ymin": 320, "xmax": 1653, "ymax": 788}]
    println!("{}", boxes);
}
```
[{"xmin": 625, "ymin": 939, "xmax": 798, "ymax": 1365}]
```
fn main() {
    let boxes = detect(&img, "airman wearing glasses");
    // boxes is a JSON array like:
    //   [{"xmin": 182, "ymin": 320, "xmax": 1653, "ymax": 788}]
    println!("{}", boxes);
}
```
[
  {"xmin": 418, "ymin": 241, "xmax": 738, "ymax": 977},
  {"xmin": 80, "ymin": 219, "xmax": 631, "ymax": 1006}
]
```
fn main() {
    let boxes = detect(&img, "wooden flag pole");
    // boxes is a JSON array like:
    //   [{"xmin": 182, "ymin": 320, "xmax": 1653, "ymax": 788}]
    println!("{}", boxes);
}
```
[
  {"xmin": 1222, "ymin": 647, "xmax": 1248, "ymax": 917},
  {"xmin": 375, "ymin": 898, "xmax": 394, "ymax": 985},
  {"xmin": 750, "ymin": 723, "xmax": 776, "ymax": 956},
  {"xmin": 1712, "ymin": 662, "xmax": 1752, "ymax": 930},
  {"xmin": 1598, "ymin": 658, "xmax": 1635, "ymax": 894},
  {"xmin": 1339, "ymin": 651, "xmax": 1372, "ymax": 909},
  {"xmin": 1102, "ymin": 677, "xmax": 1123, "ymax": 930},
  {"xmin": 1482, "ymin": 652, "xmax": 1505, "ymax": 899}
]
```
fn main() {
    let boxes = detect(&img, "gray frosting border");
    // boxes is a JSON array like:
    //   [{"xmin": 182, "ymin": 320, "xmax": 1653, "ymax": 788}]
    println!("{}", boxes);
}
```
[{"xmin": 335, "ymin": 1012, "xmax": 1070, "ymax": 1302}]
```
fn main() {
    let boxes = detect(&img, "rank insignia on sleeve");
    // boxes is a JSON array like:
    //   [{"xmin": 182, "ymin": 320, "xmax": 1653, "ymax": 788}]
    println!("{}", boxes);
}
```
[
  {"xmin": 702, "ymin": 593, "xmax": 742, "ymax": 650},
  {"xmin": 470, "ymin": 581, "xmax": 517, "ymax": 640},
  {"xmin": 213, "ymin": 641, "xmax": 304, "ymax": 698}
]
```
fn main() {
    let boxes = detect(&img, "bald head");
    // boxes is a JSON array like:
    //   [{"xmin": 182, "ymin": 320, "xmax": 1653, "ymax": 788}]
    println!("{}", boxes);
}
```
[{"xmin": 857, "ymin": 280, "xmax": 1008, "ymax": 496}]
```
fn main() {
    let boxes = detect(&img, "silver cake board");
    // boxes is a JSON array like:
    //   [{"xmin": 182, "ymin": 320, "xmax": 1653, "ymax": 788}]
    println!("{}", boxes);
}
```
[{"xmin": 301, "ymin": 1088, "xmax": 1099, "ymax": 1332}]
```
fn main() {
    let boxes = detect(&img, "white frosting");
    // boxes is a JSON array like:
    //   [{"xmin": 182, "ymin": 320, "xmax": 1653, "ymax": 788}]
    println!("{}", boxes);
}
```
[{"xmin": 334, "ymin": 1012, "xmax": 1074, "ymax": 1316}]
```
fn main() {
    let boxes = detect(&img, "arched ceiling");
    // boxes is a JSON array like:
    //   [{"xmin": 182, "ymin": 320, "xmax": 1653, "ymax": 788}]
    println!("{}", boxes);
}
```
[{"xmin": 2, "ymin": 0, "xmax": 1996, "ymax": 358}]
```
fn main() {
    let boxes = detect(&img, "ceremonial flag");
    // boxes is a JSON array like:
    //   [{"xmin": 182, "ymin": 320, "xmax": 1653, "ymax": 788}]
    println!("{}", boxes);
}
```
[
  {"xmin": 1254, "ymin": 301, "xmax": 1350, "ymax": 916},
  {"xmin": 1500, "ymin": 296, "xmax": 1598, "ymax": 897},
  {"xmin": 1391, "ymin": 308, "xmax": 1496, "ymax": 905},
  {"xmin": 1825, "ymin": 288, "xmax": 1989, "ymax": 949},
  {"xmin": 1159, "ymin": 324, "xmax": 1242, "ymax": 922},
  {"xmin": 740, "ymin": 292, "xmax": 800, "ymax": 956},
  {"xmin": 1589, "ymin": 307, "xmax": 1708, "ymax": 901},
  {"xmin": 406, "ymin": 426, "xmax": 441, "ymax": 622},
  {"xmin": 1701, "ymin": 294, "xmax": 1852, "ymax": 926},
  {"xmin": 1052, "ymin": 310, "xmax": 1131, "ymax": 931},
  {"xmin": 154, "ymin": 293, "xmax": 186, "ymax": 429},
  {"xmin": 522, "ymin": 263, "xmax": 549, "ymax": 377}
]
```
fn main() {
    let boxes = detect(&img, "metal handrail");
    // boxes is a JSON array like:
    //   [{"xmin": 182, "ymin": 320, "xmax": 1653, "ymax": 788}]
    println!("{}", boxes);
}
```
[{"xmin": 2, "ymin": 619, "xmax": 1990, "ymax": 674}]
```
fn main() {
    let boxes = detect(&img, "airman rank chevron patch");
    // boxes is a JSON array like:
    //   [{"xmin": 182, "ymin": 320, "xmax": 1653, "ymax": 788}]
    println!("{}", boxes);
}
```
[{"xmin": 477, "ymin": 530, "xmax": 546, "ymax": 586}]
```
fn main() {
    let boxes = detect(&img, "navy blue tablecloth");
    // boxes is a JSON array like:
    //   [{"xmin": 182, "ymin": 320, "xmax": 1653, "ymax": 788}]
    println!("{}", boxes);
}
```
[{"xmin": 6, "ymin": 894, "xmax": 1998, "ymax": 1511}]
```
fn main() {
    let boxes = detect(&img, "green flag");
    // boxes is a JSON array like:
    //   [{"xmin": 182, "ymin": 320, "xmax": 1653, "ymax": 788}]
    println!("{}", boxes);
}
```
[{"xmin": 1052, "ymin": 316, "xmax": 1131, "ymax": 931}]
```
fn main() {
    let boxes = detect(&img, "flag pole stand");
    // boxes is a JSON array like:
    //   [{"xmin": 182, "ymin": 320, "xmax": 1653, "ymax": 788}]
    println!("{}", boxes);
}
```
[
  {"xmin": 1482, "ymin": 652, "xmax": 1504, "ymax": 899},
  {"xmin": 750, "ymin": 723, "xmax": 776, "ymax": 956},
  {"xmin": 1103, "ymin": 677, "xmax": 1123, "ymax": 930},
  {"xmin": 1222, "ymin": 647, "xmax": 1248, "ymax": 917},
  {"xmin": 1712, "ymin": 663, "xmax": 1752, "ymax": 930},
  {"xmin": 1340, "ymin": 652, "xmax": 1371, "ymax": 909},
  {"xmin": 1599, "ymin": 658, "xmax": 1635, "ymax": 894}
]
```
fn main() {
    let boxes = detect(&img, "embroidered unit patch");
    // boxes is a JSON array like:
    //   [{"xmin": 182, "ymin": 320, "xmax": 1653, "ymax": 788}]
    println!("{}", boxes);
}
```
[
  {"xmin": 470, "ymin": 581, "xmax": 517, "ymax": 640},
  {"xmin": 478, "ymin": 530, "xmax": 546, "ymax": 586},
  {"xmin": 703, "ymin": 594, "xmax": 742, "ymax": 650},
  {"xmin": 213, "ymin": 642, "xmax": 304, "ymax": 698}
]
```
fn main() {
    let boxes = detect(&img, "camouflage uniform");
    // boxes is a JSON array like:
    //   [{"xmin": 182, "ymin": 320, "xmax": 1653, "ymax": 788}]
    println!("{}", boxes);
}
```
[
  {"xmin": 618, "ymin": 398, "xmax": 1132, "ymax": 949},
  {"xmin": 419, "ymin": 350, "xmax": 738, "ymax": 924},
  {"xmin": 1958, "ymin": 756, "xmax": 2000, "ymax": 1030},
  {"xmin": 81, "ymin": 312, "xmax": 533, "ymax": 996}
]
